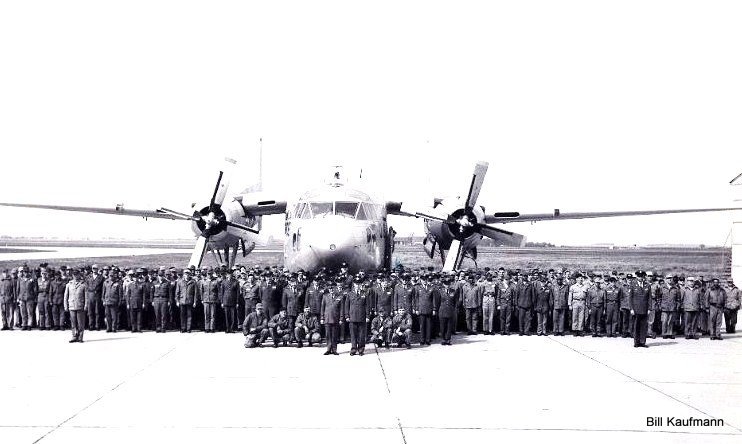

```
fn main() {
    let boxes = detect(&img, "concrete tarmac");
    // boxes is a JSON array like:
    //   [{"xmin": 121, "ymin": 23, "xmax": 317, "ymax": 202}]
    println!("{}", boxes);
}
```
[{"xmin": 0, "ymin": 329, "xmax": 740, "ymax": 444}]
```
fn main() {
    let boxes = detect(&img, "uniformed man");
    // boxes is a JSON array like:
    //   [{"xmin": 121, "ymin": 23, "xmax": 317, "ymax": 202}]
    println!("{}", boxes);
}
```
[
  {"xmin": 12, "ymin": 267, "xmax": 22, "ymax": 329},
  {"xmin": 480, "ymin": 274, "xmax": 498, "ymax": 335},
  {"xmin": 346, "ymin": 277, "xmax": 371, "ymax": 355},
  {"xmin": 681, "ymin": 279, "xmax": 702, "ymax": 339},
  {"xmin": 125, "ymin": 269, "xmax": 148, "ymax": 332},
  {"xmin": 659, "ymin": 275, "xmax": 681, "ymax": 339},
  {"xmin": 413, "ymin": 274, "xmax": 437, "ymax": 345},
  {"xmin": 37, "ymin": 268, "xmax": 51, "ymax": 330},
  {"xmin": 375, "ymin": 278, "xmax": 394, "ymax": 323},
  {"xmin": 241, "ymin": 274, "xmax": 260, "ymax": 318},
  {"xmin": 294, "ymin": 306, "xmax": 320, "ymax": 348},
  {"xmin": 391, "ymin": 307, "xmax": 413, "ymax": 348},
  {"xmin": 533, "ymin": 274, "xmax": 552, "ymax": 336},
  {"xmin": 220, "ymin": 269, "xmax": 240, "ymax": 333},
  {"xmin": 48, "ymin": 270, "xmax": 67, "ymax": 330},
  {"xmin": 84, "ymin": 264, "xmax": 104, "ymax": 331},
  {"xmin": 17, "ymin": 268, "xmax": 38, "ymax": 330},
  {"xmin": 437, "ymin": 277, "xmax": 458, "ymax": 345},
  {"xmin": 64, "ymin": 269, "xmax": 88, "ymax": 343},
  {"xmin": 321, "ymin": 278, "xmax": 346, "ymax": 356},
  {"xmin": 515, "ymin": 275, "xmax": 534, "ymax": 336},
  {"xmin": 705, "ymin": 278, "xmax": 726, "ymax": 340},
  {"xmin": 603, "ymin": 277, "xmax": 621, "ymax": 337},
  {"xmin": 629, "ymin": 271, "xmax": 652, "ymax": 347},
  {"xmin": 461, "ymin": 275, "xmax": 482, "ymax": 335},
  {"xmin": 282, "ymin": 277, "xmax": 302, "ymax": 342},
  {"xmin": 243, "ymin": 303, "xmax": 269, "ymax": 348},
  {"xmin": 724, "ymin": 279, "xmax": 740, "ymax": 333},
  {"xmin": 102, "ymin": 269, "xmax": 123, "ymax": 332},
  {"xmin": 176, "ymin": 268, "xmax": 197, "ymax": 333},
  {"xmin": 267, "ymin": 308, "xmax": 291, "ymax": 347},
  {"xmin": 586, "ymin": 277, "xmax": 606, "ymax": 337},
  {"xmin": 0, "ymin": 270, "xmax": 15, "ymax": 330},
  {"xmin": 199, "ymin": 269, "xmax": 220, "ymax": 332},
  {"xmin": 149, "ymin": 268, "xmax": 170, "ymax": 333},
  {"xmin": 370, "ymin": 308, "xmax": 393, "ymax": 348},
  {"xmin": 550, "ymin": 275, "xmax": 569, "ymax": 336},
  {"xmin": 619, "ymin": 275, "xmax": 633, "ymax": 337},
  {"xmin": 568, "ymin": 274, "xmax": 588, "ymax": 336}
]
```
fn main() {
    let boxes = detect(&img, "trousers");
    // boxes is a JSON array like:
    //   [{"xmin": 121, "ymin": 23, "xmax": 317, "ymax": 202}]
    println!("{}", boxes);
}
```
[
  {"xmin": 153, "ymin": 300, "xmax": 168, "ymax": 331},
  {"xmin": 70, "ymin": 309, "xmax": 86, "ymax": 340},
  {"xmin": 440, "ymin": 316, "xmax": 454, "ymax": 341},
  {"xmin": 500, "ymin": 306, "xmax": 512, "ymax": 333},
  {"xmin": 661, "ymin": 311, "xmax": 675, "ymax": 336},
  {"xmin": 465, "ymin": 308, "xmax": 479, "ymax": 333},
  {"xmin": 104, "ymin": 305, "xmax": 119, "ymax": 331},
  {"xmin": 518, "ymin": 307, "xmax": 532, "ymax": 334},
  {"xmin": 482, "ymin": 296, "xmax": 496, "ymax": 332},
  {"xmin": 349, "ymin": 321, "xmax": 367, "ymax": 353},
  {"xmin": 571, "ymin": 304, "xmax": 586, "ymax": 331},
  {"xmin": 419, "ymin": 314, "xmax": 432, "ymax": 343},
  {"xmin": 203, "ymin": 303, "xmax": 216, "ymax": 331}
]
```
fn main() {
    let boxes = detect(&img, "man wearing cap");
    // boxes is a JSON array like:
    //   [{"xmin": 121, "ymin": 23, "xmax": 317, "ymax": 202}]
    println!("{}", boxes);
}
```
[
  {"xmin": 64, "ymin": 270, "xmax": 88, "ymax": 343},
  {"xmin": 17, "ymin": 268, "xmax": 39, "ymax": 330},
  {"xmin": 176, "ymin": 268, "xmax": 197, "ymax": 333},
  {"xmin": 294, "ymin": 306, "xmax": 321, "ymax": 348},
  {"xmin": 413, "ymin": 274, "xmax": 437, "ymax": 345},
  {"xmin": 705, "ymin": 278, "xmax": 727, "ymax": 340},
  {"xmin": 437, "ymin": 277, "xmax": 458, "ymax": 344},
  {"xmin": 480, "ymin": 274, "xmax": 498, "ymax": 335},
  {"xmin": 321, "ymin": 279, "xmax": 346, "ymax": 355},
  {"xmin": 619, "ymin": 275, "xmax": 633, "ymax": 337},
  {"xmin": 48, "ymin": 270, "xmax": 67, "ymax": 330},
  {"xmin": 149, "ymin": 269, "xmax": 170, "ymax": 333},
  {"xmin": 497, "ymin": 274, "xmax": 515, "ymax": 335},
  {"xmin": 724, "ymin": 280, "xmax": 740, "ymax": 334},
  {"xmin": 282, "ymin": 277, "xmax": 302, "ymax": 343},
  {"xmin": 12, "ymin": 268, "xmax": 22, "ymax": 329},
  {"xmin": 375, "ymin": 278, "xmax": 394, "ymax": 326},
  {"xmin": 680, "ymin": 279, "xmax": 701, "ymax": 339},
  {"xmin": 304, "ymin": 276, "xmax": 325, "ymax": 339},
  {"xmin": 370, "ymin": 308, "xmax": 393, "ymax": 348},
  {"xmin": 0, "ymin": 270, "xmax": 16, "ymax": 330},
  {"xmin": 346, "ymin": 277, "xmax": 371, "ymax": 355},
  {"xmin": 198, "ymin": 269, "xmax": 219, "ymax": 333},
  {"xmin": 629, "ymin": 271, "xmax": 652, "ymax": 347},
  {"xmin": 533, "ymin": 274, "xmax": 552, "ymax": 336},
  {"xmin": 84, "ymin": 265, "xmax": 104, "ymax": 331},
  {"xmin": 603, "ymin": 277, "xmax": 621, "ymax": 337},
  {"xmin": 659, "ymin": 275, "xmax": 681, "ymax": 339},
  {"xmin": 220, "ymin": 269, "xmax": 240, "ymax": 333},
  {"xmin": 568, "ymin": 274, "xmax": 589, "ymax": 336},
  {"xmin": 243, "ymin": 303, "xmax": 269, "ymax": 348},
  {"xmin": 37, "ymin": 268, "xmax": 51, "ymax": 330},
  {"xmin": 125, "ymin": 269, "xmax": 148, "ymax": 332},
  {"xmin": 391, "ymin": 307, "xmax": 413, "ymax": 349},
  {"xmin": 241, "ymin": 274, "xmax": 260, "ymax": 319},
  {"xmin": 267, "ymin": 308, "xmax": 291, "ymax": 347},
  {"xmin": 586, "ymin": 277, "xmax": 606, "ymax": 337},
  {"xmin": 460, "ymin": 275, "xmax": 482, "ymax": 335},
  {"xmin": 515, "ymin": 275, "xmax": 534, "ymax": 336},
  {"xmin": 102, "ymin": 268, "xmax": 123, "ymax": 332}
]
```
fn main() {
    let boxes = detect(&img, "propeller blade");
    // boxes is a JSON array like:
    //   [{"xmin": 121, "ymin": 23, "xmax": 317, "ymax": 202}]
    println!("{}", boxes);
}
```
[
  {"xmin": 442, "ymin": 239, "xmax": 464, "ymax": 272},
  {"xmin": 158, "ymin": 207, "xmax": 199, "ymax": 221},
  {"xmin": 399, "ymin": 202, "xmax": 452, "ymax": 223},
  {"xmin": 225, "ymin": 220, "xmax": 260, "ymax": 234},
  {"xmin": 477, "ymin": 224, "xmax": 527, "ymax": 247},
  {"xmin": 465, "ymin": 162, "xmax": 488, "ymax": 209},
  {"xmin": 209, "ymin": 157, "xmax": 238, "ymax": 209},
  {"xmin": 189, "ymin": 236, "xmax": 209, "ymax": 268}
]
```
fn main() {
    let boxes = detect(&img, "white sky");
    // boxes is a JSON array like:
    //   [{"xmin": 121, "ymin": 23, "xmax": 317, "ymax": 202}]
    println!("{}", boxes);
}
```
[{"xmin": 1, "ymin": 1, "xmax": 741, "ymax": 246}]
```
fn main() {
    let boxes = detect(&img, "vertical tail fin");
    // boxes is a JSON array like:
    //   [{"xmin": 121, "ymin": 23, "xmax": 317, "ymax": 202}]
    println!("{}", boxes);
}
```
[{"xmin": 730, "ymin": 174, "xmax": 742, "ymax": 286}]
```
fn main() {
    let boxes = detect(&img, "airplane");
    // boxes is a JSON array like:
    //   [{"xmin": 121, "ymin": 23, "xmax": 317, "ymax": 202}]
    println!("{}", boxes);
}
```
[{"xmin": 1, "ymin": 155, "xmax": 740, "ymax": 273}]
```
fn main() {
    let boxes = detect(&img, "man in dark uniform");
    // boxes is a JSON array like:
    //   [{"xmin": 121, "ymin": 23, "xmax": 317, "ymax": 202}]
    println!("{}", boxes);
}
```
[
  {"xmin": 125, "ymin": 269, "xmax": 148, "ymax": 332},
  {"xmin": 220, "ymin": 269, "xmax": 240, "ymax": 333},
  {"xmin": 0, "ymin": 270, "xmax": 15, "ymax": 330},
  {"xmin": 17, "ymin": 268, "xmax": 38, "ymax": 330},
  {"xmin": 437, "ymin": 277, "xmax": 458, "ymax": 345},
  {"xmin": 321, "ymin": 278, "xmax": 345, "ymax": 355},
  {"xmin": 294, "ymin": 306, "xmax": 320, "ymax": 348},
  {"xmin": 243, "ymin": 303, "xmax": 269, "ymax": 348},
  {"xmin": 515, "ymin": 275, "xmax": 534, "ymax": 336},
  {"xmin": 49, "ymin": 270, "xmax": 67, "ymax": 330},
  {"xmin": 198, "ymin": 269, "xmax": 219, "ymax": 332},
  {"xmin": 102, "ymin": 269, "xmax": 123, "ymax": 332},
  {"xmin": 375, "ymin": 278, "xmax": 394, "ymax": 325},
  {"xmin": 604, "ymin": 277, "xmax": 621, "ymax": 337},
  {"xmin": 533, "ymin": 274, "xmax": 552, "ymax": 336},
  {"xmin": 705, "ymin": 278, "xmax": 727, "ymax": 340},
  {"xmin": 85, "ymin": 265, "xmax": 104, "ymax": 330},
  {"xmin": 151, "ymin": 269, "xmax": 171, "ymax": 333},
  {"xmin": 550, "ymin": 275, "xmax": 569, "ymax": 336},
  {"xmin": 413, "ymin": 274, "xmax": 437, "ymax": 345},
  {"xmin": 304, "ymin": 276, "xmax": 325, "ymax": 339},
  {"xmin": 176, "ymin": 268, "xmax": 197, "ymax": 333},
  {"xmin": 282, "ymin": 277, "xmax": 302, "ymax": 343},
  {"xmin": 37, "ymin": 268, "xmax": 51, "ymax": 330},
  {"xmin": 724, "ymin": 280, "xmax": 740, "ymax": 333},
  {"xmin": 629, "ymin": 271, "xmax": 651, "ymax": 347},
  {"xmin": 391, "ymin": 307, "xmax": 413, "ymax": 348},
  {"xmin": 586, "ymin": 277, "xmax": 606, "ymax": 337},
  {"xmin": 370, "ymin": 308, "xmax": 393, "ymax": 348},
  {"xmin": 345, "ymin": 277, "xmax": 371, "ymax": 355},
  {"xmin": 659, "ymin": 275, "xmax": 681, "ymax": 339}
]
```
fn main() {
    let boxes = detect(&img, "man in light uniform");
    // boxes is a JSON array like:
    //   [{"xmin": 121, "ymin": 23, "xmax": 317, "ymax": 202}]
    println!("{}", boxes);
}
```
[{"xmin": 568, "ymin": 274, "xmax": 588, "ymax": 336}]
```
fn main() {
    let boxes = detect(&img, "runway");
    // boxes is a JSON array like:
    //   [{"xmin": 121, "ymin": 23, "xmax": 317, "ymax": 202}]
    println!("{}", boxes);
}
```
[
  {"xmin": 0, "ymin": 330, "xmax": 739, "ymax": 443},
  {"xmin": 0, "ymin": 246, "xmax": 283, "ymax": 262}
]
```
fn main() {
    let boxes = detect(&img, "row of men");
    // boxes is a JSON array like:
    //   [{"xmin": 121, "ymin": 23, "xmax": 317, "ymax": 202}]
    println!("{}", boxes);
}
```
[{"xmin": 0, "ymin": 264, "xmax": 739, "ymax": 348}]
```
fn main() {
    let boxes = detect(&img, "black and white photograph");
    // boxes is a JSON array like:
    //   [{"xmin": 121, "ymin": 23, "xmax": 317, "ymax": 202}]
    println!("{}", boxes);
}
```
[{"xmin": 0, "ymin": 1, "xmax": 741, "ymax": 443}]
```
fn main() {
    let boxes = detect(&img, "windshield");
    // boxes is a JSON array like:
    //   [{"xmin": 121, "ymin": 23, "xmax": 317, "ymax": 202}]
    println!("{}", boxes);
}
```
[
  {"xmin": 335, "ymin": 202, "xmax": 359, "ymax": 218},
  {"xmin": 310, "ymin": 202, "xmax": 333, "ymax": 218}
]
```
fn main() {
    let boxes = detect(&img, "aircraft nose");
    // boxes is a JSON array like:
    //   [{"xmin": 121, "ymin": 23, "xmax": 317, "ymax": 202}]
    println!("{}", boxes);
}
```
[{"xmin": 298, "ymin": 220, "xmax": 365, "ymax": 266}]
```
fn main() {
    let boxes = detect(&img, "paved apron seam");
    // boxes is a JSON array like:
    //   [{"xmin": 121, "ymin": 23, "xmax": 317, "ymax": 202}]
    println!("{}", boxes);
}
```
[{"xmin": 374, "ymin": 345, "xmax": 408, "ymax": 444}]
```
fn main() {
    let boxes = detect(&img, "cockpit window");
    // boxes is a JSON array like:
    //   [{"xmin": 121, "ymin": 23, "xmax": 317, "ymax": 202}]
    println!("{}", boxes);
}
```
[
  {"xmin": 310, "ymin": 202, "xmax": 333, "ymax": 218},
  {"xmin": 335, "ymin": 201, "xmax": 359, "ymax": 218},
  {"xmin": 356, "ymin": 204, "xmax": 368, "ymax": 220},
  {"xmin": 297, "ymin": 203, "xmax": 311, "ymax": 219}
]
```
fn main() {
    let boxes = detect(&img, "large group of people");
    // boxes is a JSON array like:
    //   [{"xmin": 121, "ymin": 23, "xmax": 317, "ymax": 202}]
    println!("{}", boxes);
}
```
[{"xmin": 0, "ymin": 262, "xmax": 739, "ymax": 352}]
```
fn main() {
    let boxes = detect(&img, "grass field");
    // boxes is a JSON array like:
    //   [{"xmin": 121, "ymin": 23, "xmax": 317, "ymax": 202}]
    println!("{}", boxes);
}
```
[{"xmin": 0, "ymin": 245, "xmax": 731, "ymax": 278}]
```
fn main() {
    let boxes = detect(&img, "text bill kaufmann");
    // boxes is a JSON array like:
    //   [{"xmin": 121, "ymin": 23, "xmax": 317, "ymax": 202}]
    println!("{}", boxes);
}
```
[{"xmin": 647, "ymin": 417, "xmax": 724, "ymax": 427}]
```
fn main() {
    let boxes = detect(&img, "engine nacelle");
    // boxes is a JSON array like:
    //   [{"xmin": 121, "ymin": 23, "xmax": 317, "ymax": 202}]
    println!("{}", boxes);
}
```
[
  {"xmin": 190, "ymin": 200, "xmax": 258, "ymax": 244},
  {"xmin": 423, "ymin": 197, "xmax": 485, "ymax": 253}
]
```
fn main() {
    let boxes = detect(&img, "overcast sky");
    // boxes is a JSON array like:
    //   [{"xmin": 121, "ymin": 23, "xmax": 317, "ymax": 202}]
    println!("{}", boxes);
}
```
[{"xmin": 1, "ymin": 1, "xmax": 741, "ymax": 246}]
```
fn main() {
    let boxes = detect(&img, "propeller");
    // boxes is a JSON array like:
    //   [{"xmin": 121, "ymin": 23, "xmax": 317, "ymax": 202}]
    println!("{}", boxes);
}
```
[{"xmin": 405, "ymin": 161, "xmax": 526, "ymax": 269}]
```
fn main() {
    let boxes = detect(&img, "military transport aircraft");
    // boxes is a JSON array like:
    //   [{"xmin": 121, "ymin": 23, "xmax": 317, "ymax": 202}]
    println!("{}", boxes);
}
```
[{"xmin": 1, "ymin": 157, "xmax": 740, "ymax": 273}]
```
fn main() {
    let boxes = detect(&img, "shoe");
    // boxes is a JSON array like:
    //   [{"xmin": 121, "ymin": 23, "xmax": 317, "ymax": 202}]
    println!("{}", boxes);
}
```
[
  {"xmin": 350, "ymin": 350, "xmax": 356, "ymax": 356},
  {"xmin": 273, "ymin": 343, "xmax": 278, "ymax": 348},
  {"xmin": 331, "ymin": 351, "xmax": 339, "ymax": 355},
  {"xmin": 78, "ymin": 339, "xmax": 84, "ymax": 343},
  {"xmin": 359, "ymin": 351, "xmax": 364, "ymax": 356},
  {"xmin": 670, "ymin": 336, "xmax": 675, "ymax": 339},
  {"xmin": 297, "ymin": 342, "xmax": 303, "ymax": 348},
  {"xmin": 405, "ymin": 344, "xmax": 411, "ymax": 349},
  {"xmin": 717, "ymin": 336, "xmax": 724, "ymax": 340},
  {"xmin": 639, "ymin": 344, "xmax": 648, "ymax": 348},
  {"xmin": 69, "ymin": 338, "xmax": 77, "ymax": 343}
]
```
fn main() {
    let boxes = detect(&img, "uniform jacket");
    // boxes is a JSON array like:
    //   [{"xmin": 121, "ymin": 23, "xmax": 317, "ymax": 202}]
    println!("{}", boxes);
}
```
[
  {"xmin": 534, "ymin": 282, "xmax": 552, "ymax": 313},
  {"xmin": 568, "ymin": 283, "xmax": 588, "ymax": 307},
  {"xmin": 551, "ymin": 283, "xmax": 569, "ymax": 310},
  {"xmin": 371, "ymin": 315, "xmax": 393, "ymax": 335},
  {"xmin": 345, "ymin": 288, "xmax": 371, "ymax": 322},
  {"xmin": 199, "ymin": 278, "xmax": 220, "ymax": 304},
  {"xmin": 64, "ymin": 280, "xmax": 87, "ymax": 311},
  {"xmin": 680, "ymin": 287, "xmax": 701, "ymax": 311},
  {"xmin": 629, "ymin": 281, "xmax": 652, "ymax": 315},
  {"xmin": 49, "ymin": 278, "xmax": 68, "ymax": 305},
  {"xmin": 304, "ymin": 284, "xmax": 324, "ymax": 315},
  {"xmin": 242, "ymin": 282, "xmax": 260, "ymax": 303},
  {"xmin": 267, "ymin": 314, "xmax": 291, "ymax": 333},
  {"xmin": 497, "ymin": 282, "xmax": 515, "ymax": 309},
  {"xmin": 659, "ymin": 285, "xmax": 681, "ymax": 312},
  {"xmin": 393, "ymin": 284, "xmax": 413, "ymax": 311},
  {"xmin": 125, "ymin": 280, "xmax": 148, "ymax": 309},
  {"xmin": 375, "ymin": 286, "xmax": 394, "ymax": 315},
  {"xmin": 102, "ymin": 279, "xmax": 122, "ymax": 306},
  {"xmin": 515, "ymin": 281, "xmax": 533, "ymax": 309},
  {"xmin": 321, "ymin": 290, "xmax": 346, "ymax": 324},
  {"xmin": 604, "ymin": 285, "xmax": 621, "ymax": 306},
  {"xmin": 437, "ymin": 286, "xmax": 458, "ymax": 318},
  {"xmin": 152, "ymin": 279, "xmax": 171, "ymax": 301},
  {"xmin": 17, "ymin": 277, "xmax": 38, "ymax": 303},
  {"xmin": 37, "ymin": 277, "xmax": 50, "ymax": 300},
  {"xmin": 220, "ymin": 278, "xmax": 241, "ymax": 307},
  {"xmin": 259, "ymin": 282, "xmax": 282, "ymax": 311},
  {"xmin": 295, "ymin": 312, "xmax": 320, "ymax": 333},
  {"xmin": 282, "ymin": 285, "xmax": 302, "ymax": 316},
  {"xmin": 586, "ymin": 286, "xmax": 606, "ymax": 308},
  {"xmin": 392, "ymin": 312, "xmax": 412, "ymax": 331},
  {"xmin": 619, "ymin": 284, "xmax": 632, "ymax": 309},
  {"xmin": 0, "ymin": 278, "xmax": 16, "ymax": 304},
  {"xmin": 177, "ymin": 279, "xmax": 197, "ymax": 305},
  {"xmin": 461, "ymin": 282, "xmax": 482, "ymax": 309},
  {"xmin": 705, "ymin": 288, "xmax": 727, "ymax": 309},
  {"xmin": 725, "ymin": 287, "xmax": 741, "ymax": 310},
  {"xmin": 413, "ymin": 284, "xmax": 438, "ymax": 315},
  {"xmin": 243, "ymin": 311, "xmax": 268, "ymax": 334},
  {"xmin": 85, "ymin": 273, "xmax": 104, "ymax": 299}
]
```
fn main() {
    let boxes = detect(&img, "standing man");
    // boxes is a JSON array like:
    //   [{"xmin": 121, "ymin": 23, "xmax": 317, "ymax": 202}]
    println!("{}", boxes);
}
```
[
  {"xmin": 533, "ymin": 274, "xmax": 552, "ymax": 336},
  {"xmin": 0, "ymin": 270, "xmax": 15, "ymax": 330},
  {"xmin": 724, "ymin": 279, "xmax": 740, "ymax": 333},
  {"xmin": 37, "ymin": 268, "xmax": 51, "ymax": 330},
  {"xmin": 461, "ymin": 275, "xmax": 482, "ymax": 335},
  {"xmin": 659, "ymin": 275, "xmax": 681, "ymax": 339},
  {"xmin": 603, "ymin": 277, "xmax": 621, "ymax": 337},
  {"xmin": 199, "ymin": 269, "xmax": 220, "ymax": 333},
  {"xmin": 102, "ymin": 269, "xmax": 123, "ymax": 332},
  {"xmin": 551, "ymin": 275, "xmax": 569, "ymax": 336},
  {"xmin": 85, "ymin": 265, "xmax": 104, "ymax": 331},
  {"xmin": 321, "ymin": 278, "xmax": 346, "ymax": 356},
  {"xmin": 480, "ymin": 274, "xmax": 498, "ymax": 335},
  {"xmin": 705, "ymin": 278, "xmax": 727, "ymax": 340},
  {"xmin": 568, "ymin": 274, "xmax": 589, "ymax": 336},
  {"xmin": 241, "ymin": 274, "xmax": 260, "ymax": 318},
  {"xmin": 681, "ymin": 279, "xmax": 702, "ymax": 339},
  {"xmin": 497, "ymin": 274, "xmax": 515, "ymax": 335},
  {"xmin": 516, "ymin": 275, "xmax": 534, "ymax": 336},
  {"xmin": 304, "ymin": 276, "xmax": 325, "ymax": 339},
  {"xmin": 437, "ymin": 277, "xmax": 458, "ymax": 345},
  {"xmin": 64, "ymin": 269, "xmax": 88, "ymax": 343},
  {"xmin": 282, "ymin": 277, "xmax": 302, "ymax": 343},
  {"xmin": 220, "ymin": 269, "xmax": 240, "ymax": 333},
  {"xmin": 345, "ymin": 277, "xmax": 371, "ymax": 355},
  {"xmin": 176, "ymin": 268, "xmax": 197, "ymax": 333},
  {"xmin": 49, "ymin": 270, "xmax": 67, "ymax": 330},
  {"xmin": 629, "ymin": 271, "xmax": 651, "ymax": 347},
  {"xmin": 413, "ymin": 274, "xmax": 436, "ymax": 346},
  {"xmin": 586, "ymin": 277, "xmax": 606, "ymax": 337},
  {"xmin": 125, "ymin": 268, "xmax": 147, "ymax": 333},
  {"xmin": 17, "ymin": 268, "xmax": 39, "ymax": 330},
  {"xmin": 151, "ymin": 269, "xmax": 171, "ymax": 333}
]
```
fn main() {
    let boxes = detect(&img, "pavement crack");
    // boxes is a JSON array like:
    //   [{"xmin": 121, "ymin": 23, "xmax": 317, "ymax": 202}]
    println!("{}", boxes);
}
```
[
  {"xmin": 547, "ymin": 336, "xmax": 742, "ymax": 433},
  {"xmin": 374, "ymin": 345, "xmax": 406, "ymax": 444}
]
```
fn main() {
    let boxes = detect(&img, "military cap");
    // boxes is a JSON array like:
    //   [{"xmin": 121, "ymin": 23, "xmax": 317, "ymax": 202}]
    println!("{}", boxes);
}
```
[
  {"xmin": 627, "ymin": 273, "xmax": 635, "ymax": 279},
  {"xmin": 255, "ymin": 303, "xmax": 264, "ymax": 309},
  {"xmin": 183, "ymin": 268, "xmax": 192, "ymax": 274},
  {"xmin": 91, "ymin": 264, "xmax": 99, "ymax": 269},
  {"xmin": 136, "ymin": 267, "xmax": 145, "ymax": 274}
]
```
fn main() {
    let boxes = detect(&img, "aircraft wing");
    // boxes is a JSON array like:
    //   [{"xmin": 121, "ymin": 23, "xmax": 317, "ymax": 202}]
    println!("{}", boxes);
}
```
[
  {"xmin": 484, "ymin": 207, "xmax": 742, "ymax": 224},
  {"xmin": 0, "ymin": 202, "xmax": 185, "ymax": 220}
]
